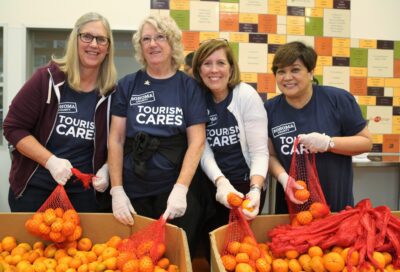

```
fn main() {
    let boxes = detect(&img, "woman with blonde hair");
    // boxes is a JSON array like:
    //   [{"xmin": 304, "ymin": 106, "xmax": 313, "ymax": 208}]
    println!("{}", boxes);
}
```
[
  {"xmin": 4, "ymin": 12, "xmax": 117, "ymax": 212},
  {"xmin": 108, "ymin": 14, "xmax": 207, "ymax": 255}
]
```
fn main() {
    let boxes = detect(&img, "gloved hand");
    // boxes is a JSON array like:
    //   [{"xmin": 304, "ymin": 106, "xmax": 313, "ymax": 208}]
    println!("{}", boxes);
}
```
[
  {"xmin": 215, "ymin": 177, "xmax": 244, "ymax": 209},
  {"xmin": 92, "ymin": 163, "xmax": 109, "ymax": 192},
  {"xmin": 277, "ymin": 172, "xmax": 304, "ymax": 204},
  {"xmin": 45, "ymin": 155, "xmax": 73, "ymax": 185},
  {"xmin": 298, "ymin": 132, "xmax": 330, "ymax": 153},
  {"xmin": 163, "ymin": 183, "xmax": 188, "ymax": 220},
  {"xmin": 242, "ymin": 186, "xmax": 261, "ymax": 220},
  {"xmin": 110, "ymin": 186, "xmax": 136, "ymax": 225}
]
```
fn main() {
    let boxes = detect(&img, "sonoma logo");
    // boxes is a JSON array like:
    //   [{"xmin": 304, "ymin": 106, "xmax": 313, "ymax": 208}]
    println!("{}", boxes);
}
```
[
  {"xmin": 271, "ymin": 122, "xmax": 296, "ymax": 138},
  {"xmin": 59, "ymin": 102, "xmax": 77, "ymax": 113},
  {"xmin": 130, "ymin": 91, "xmax": 155, "ymax": 106}
]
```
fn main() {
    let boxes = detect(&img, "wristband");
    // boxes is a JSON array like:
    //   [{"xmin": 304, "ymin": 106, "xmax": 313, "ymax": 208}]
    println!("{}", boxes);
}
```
[{"xmin": 250, "ymin": 184, "xmax": 262, "ymax": 192}]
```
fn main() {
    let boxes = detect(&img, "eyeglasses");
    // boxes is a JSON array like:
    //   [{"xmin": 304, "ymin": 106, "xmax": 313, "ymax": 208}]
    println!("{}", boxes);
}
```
[
  {"xmin": 140, "ymin": 34, "xmax": 168, "ymax": 45},
  {"xmin": 78, "ymin": 33, "xmax": 109, "ymax": 46},
  {"xmin": 199, "ymin": 38, "xmax": 229, "ymax": 46}
]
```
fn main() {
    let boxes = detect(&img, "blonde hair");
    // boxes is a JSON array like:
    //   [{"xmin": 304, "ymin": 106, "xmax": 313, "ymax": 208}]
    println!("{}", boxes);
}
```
[
  {"xmin": 52, "ymin": 12, "xmax": 117, "ymax": 95},
  {"xmin": 132, "ymin": 15, "xmax": 184, "ymax": 71}
]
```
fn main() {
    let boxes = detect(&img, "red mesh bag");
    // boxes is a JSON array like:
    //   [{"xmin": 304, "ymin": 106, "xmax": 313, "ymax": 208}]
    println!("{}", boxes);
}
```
[
  {"xmin": 25, "ymin": 185, "xmax": 82, "ymax": 244},
  {"xmin": 219, "ymin": 208, "xmax": 267, "ymax": 271},
  {"xmin": 118, "ymin": 215, "xmax": 167, "ymax": 266},
  {"xmin": 71, "ymin": 168, "xmax": 94, "ymax": 189},
  {"xmin": 286, "ymin": 137, "xmax": 329, "ymax": 224}
]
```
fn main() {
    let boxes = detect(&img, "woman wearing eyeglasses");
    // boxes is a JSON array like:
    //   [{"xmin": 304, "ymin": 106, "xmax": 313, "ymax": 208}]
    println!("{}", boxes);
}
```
[
  {"xmin": 108, "ymin": 14, "xmax": 207, "ymax": 255},
  {"xmin": 192, "ymin": 39, "xmax": 269, "ymax": 226},
  {"xmin": 4, "ymin": 12, "xmax": 116, "ymax": 212}
]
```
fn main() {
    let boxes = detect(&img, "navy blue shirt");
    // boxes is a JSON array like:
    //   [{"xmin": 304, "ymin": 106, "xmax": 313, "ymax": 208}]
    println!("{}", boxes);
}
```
[
  {"xmin": 206, "ymin": 91, "xmax": 250, "ymax": 183},
  {"xmin": 265, "ymin": 85, "xmax": 367, "ymax": 212},
  {"xmin": 31, "ymin": 84, "xmax": 98, "ymax": 192},
  {"xmin": 112, "ymin": 70, "xmax": 207, "ymax": 198}
]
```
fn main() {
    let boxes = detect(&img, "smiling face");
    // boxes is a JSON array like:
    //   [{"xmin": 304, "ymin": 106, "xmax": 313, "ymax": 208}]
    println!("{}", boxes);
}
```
[
  {"xmin": 199, "ymin": 48, "xmax": 232, "ymax": 97},
  {"xmin": 140, "ymin": 23, "xmax": 172, "ymax": 69},
  {"xmin": 78, "ymin": 20, "xmax": 109, "ymax": 71},
  {"xmin": 275, "ymin": 58, "xmax": 314, "ymax": 100}
]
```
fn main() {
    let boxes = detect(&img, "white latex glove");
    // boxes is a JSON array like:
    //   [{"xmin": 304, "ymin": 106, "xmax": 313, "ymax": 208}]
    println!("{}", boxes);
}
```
[
  {"xmin": 242, "ymin": 186, "xmax": 261, "ymax": 220},
  {"xmin": 215, "ymin": 177, "xmax": 244, "ymax": 209},
  {"xmin": 163, "ymin": 183, "xmax": 188, "ymax": 220},
  {"xmin": 110, "ymin": 186, "xmax": 136, "ymax": 225},
  {"xmin": 92, "ymin": 163, "xmax": 109, "ymax": 192},
  {"xmin": 298, "ymin": 132, "xmax": 330, "ymax": 153},
  {"xmin": 45, "ymin": 155, "xmax": 73, "ymax": 185},
  {"xmin": 277, "ymin": 172, "xmax": 304, "ymax": 205}
]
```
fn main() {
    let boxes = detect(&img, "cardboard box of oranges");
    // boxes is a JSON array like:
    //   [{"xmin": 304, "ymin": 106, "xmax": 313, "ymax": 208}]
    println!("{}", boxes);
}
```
[
  {"xmin": 0, "ymin": 213, "xmax": 192, "ymax": 272},
  {"xmin": 210, "ymin": 212, "xmax": 400, "ymax": 272}
]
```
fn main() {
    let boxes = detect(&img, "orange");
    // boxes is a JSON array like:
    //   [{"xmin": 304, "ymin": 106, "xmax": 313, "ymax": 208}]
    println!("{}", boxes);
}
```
[
  {"xmin": 67, "ymin": 225, "xmax": 82, "ymax": 242},
  {"xmin": 1, "ymin": 236, "xmax": 17, "ymax": 252},
  {"xmin": 43, "ymin": 208, "xmax": 57, "ymax": 225},
  {"xmin": 63, "ymin": 209, "xmax": 80, "ymax": 225},
  {"xmin": 242, "ymin": 236, "xmax": 257, "ymax": 246},
  {"xmin": 323, "ymin": 252, "xmax": 345, "ymax": 272},
  {"xmin": 382, "ymin": 252, "xmax": 392, "ymax": 265},
  {"xmin": 256, "ymin": 257, "xmax": 271, "ymax": 272},
  {"xmin": 308, "ymin": 246, "xmax": 324, "ymax": 257},
  {"xmin": 298, "ymin": 254, "xmax": 312, "ymax": 272},
  {"xmin": 151, "ymin": 242, "xmax": 166, "ymax": 260},
  {"xmin": 288, "ymin": 259, "xmax": 302, "ymax": 272},
  {"xmin": 221, "ymin": 254, "xmax": 236, "ymax": 271},
  {"xmin": 272, "ymin": 258, "xmax": 289, "ymax": 272},
  {"xmin": 227, "ymin": 241, "xmax": 241, "ymax": 255},
  {"xmin": 77, "ymin": 238, "xmax": 92, "ymax": 252},
  {"xmin": 248, "ymin": 246, "xmax": 261, "ymax": 260},
  {"xmin": 116, "ymin": 251, "xmax": 136, "ymax": 270},
  {"xmin": 167, "ymin": 264, "xmax": 179, "ymax": 272},
  {"xmin": 241, "ymin": 199, "xmax": 254, "ymax": 212},
  {"xmin": 331, "ymin": 246, "xmax": 343, "ymax": 254},
  {"xmin": 310, "ymin": 255, "xmax": 325, "ymax": 272},
  {"xmin": 372, "ymin": 251, "xmax": 385, "ymax": 269},
  {"xmin": 235, "ymin": 253, "xmax": 250, "ymax": 264},
  {"xmin": 341, "ymin": 248, "xmax": 359, "ymax": 266},
  {"xmin": 157, "ymin": 258, "xmax": 170, "ymax": 269},
  {"xmin": 295, "ymin": 189, "xmax": 310, "ymax": 201},
  {"xmin": 139, "ymin": 256, "xmax": 154, "ymax": 272},
  {"xmin": 296, "ymin": 211, "xmax": 313, "ymax": 225},
  {"xmin": 238, "ymin": 243, "xmax": 253, "ymax": 256},
  {"xmin": 103, "ymin": 256, "xmax": 117, "ymax": 270},
  {"xmin": 285, "ymin": 249, "xmax": 299, "ymax": 259},
  {"xmin": 235, "ymin": 262, "xmax": 253, "ymax": 272},
  {"xmin": 61, "ymin": 221, "xmax": 76, "ymax": 237},
  {"xmin": 44, "ymin": 244, "xmax": 58, "ymax": 258},
  {"xmin": 122, "ymin": 259, "xmax": 139, "ymax": 272},
  {"xmin": 101, "ymin": 247, "xmax": 118, "ymax": 260},
  {"xmin": 309, "ymin": 202, "xmax": 330, "ymax": 219},
  {"xmin": 296, "ymin": 180, "xmax": 307, "ymax": 189},
  {"xmin": 106, "ymin": 235, "xmax": 122, "ymax": 249},
  {"xmin": 227, "ymin": 193, "xmax": 243, "ymax": 208}
]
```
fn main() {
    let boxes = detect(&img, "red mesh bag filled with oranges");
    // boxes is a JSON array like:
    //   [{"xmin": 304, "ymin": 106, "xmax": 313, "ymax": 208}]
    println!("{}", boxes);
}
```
[
  {"xmin": 25, "ymin": 185, "xmax": 82, "ymax": 244},
  {"xmin": 286, "ymin": 137, "xmax": 330, "ymax": 226},
  {"xmin": 117, "ymin": 215, "xmax": 167, "ymax": 270},
  {"xmin": 220, "ymin": 208, "xmax": 270, "ymax": 271}
]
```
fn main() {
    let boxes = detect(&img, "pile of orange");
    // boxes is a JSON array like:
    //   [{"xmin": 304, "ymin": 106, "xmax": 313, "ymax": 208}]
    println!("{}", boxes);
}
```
[
  {"xmin": 117, "ymin": 239, "xmax": 180, "ymax": 272},
  {"xmin": 0, "ymin": 234, "xmax": 180, "ymax": 272},
  {"xmin": 25, "ymin": 208, "xmax": 82, "ymax": 243},
  {"xmin": 292, "ymin": 201, "xmax": 331, "ymax": 226},
  {"xmin": 221, "ymin": 235, "xmax": 271, "ymax": 272}
]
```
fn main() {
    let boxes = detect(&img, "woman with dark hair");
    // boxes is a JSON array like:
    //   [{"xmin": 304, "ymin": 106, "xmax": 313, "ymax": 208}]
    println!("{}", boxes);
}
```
[{"xmin": 265, "ymin": 41, "xmax": 372, "ymax": 213}]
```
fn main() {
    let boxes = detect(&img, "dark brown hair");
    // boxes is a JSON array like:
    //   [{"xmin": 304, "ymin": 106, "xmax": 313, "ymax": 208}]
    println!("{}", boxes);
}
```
[{"xmin": 271, "ymin": 41, "xmax": 317, "ymax": 75}]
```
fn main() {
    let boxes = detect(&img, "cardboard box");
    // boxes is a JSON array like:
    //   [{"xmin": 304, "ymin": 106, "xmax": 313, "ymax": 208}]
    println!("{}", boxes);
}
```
[
  {"xmin": 210, "ymin": 212, "xmax": 400, "ymax": 272},
  {"xmin": 0, "ymin": 213, "xmax": 192, "ymax": 272}
]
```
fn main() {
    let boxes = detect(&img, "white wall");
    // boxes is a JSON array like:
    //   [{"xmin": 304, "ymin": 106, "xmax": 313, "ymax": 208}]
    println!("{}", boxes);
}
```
[{"xmin": 0, "ymin": 0, "xmax": 399, "ymax": 212}]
